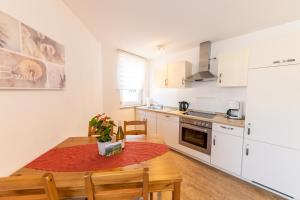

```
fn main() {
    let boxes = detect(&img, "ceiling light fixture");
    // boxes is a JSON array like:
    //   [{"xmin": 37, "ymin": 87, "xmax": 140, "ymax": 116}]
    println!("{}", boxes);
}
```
[{"xmin": 155, "ymin": 45, "xmax": 166, "ymax": 56}]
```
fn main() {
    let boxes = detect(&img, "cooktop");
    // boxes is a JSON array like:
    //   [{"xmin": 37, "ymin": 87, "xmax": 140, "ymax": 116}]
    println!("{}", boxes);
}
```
[{"xmin": 182, "ymin": 111, "xmax": 216, "ymax": 119}]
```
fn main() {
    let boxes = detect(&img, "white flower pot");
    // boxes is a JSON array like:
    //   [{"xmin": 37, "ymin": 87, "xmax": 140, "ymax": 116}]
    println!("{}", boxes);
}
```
[{"xmin": 97, "ymin": 141, "xmax": 111, "ymax": 156}]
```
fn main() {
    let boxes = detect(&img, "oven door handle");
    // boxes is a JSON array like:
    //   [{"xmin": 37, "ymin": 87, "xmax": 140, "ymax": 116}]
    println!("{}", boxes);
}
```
[{"xmin": 180, "ymin": 123, "xmax": 210, "ymax": 133}]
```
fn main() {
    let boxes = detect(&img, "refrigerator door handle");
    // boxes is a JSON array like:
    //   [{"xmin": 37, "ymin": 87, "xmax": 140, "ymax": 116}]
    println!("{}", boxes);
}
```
[
  {"xmin": 245, "ymin": 145, "xmax": 249, "ymax": 156},
  {"xmin": 247, "ymin": 123, "xmax": 251, "ymax": 135}
]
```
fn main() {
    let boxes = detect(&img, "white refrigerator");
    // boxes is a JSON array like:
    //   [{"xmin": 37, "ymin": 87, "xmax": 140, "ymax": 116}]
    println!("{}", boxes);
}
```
[{"xmin": 242, "ymin": 63, "xmax": 300, "ymax": 199}]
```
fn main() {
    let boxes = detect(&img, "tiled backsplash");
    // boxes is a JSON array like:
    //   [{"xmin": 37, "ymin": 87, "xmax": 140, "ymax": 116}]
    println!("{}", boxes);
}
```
[{"xmin": 150, "ymin": 81, "xmax": 246, "ymax": 114}]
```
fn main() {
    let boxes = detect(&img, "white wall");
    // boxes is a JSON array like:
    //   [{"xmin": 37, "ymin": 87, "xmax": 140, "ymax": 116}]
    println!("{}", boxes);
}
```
[
  {"xmin": 0, "ymin": 0, "xmax": 102, "ymax": 176},
  {"xmin": 150, "ymin": 19, "xmax": 300, "ymax": 113}
]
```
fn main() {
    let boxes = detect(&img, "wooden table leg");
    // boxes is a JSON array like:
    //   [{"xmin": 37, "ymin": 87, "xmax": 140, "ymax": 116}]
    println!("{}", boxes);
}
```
[{"xmin": 172, "ymin": 182, "xmax": 181, "ymax": 200}]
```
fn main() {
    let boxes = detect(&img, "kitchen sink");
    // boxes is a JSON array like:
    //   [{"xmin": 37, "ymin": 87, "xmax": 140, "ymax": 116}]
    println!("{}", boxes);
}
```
[
  {"xmin": 143, "ymin": 105, "xmax": 176, "ymax": 112},
  {"xmin": 145, "ymin": 105, "xmax": 163, "ymax": 110}
]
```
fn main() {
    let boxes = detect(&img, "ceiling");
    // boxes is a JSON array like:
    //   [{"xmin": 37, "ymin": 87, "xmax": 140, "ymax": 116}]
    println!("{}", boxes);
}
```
[{"xmin": 63, "ymin": 0, "xmax": 300, "ymax": 58}]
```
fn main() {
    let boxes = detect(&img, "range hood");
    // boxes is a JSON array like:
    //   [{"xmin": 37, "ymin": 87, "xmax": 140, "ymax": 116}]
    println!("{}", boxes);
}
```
[{"xmin": 186, "ymin": 41, "xmax": 216, "ymax": 82}]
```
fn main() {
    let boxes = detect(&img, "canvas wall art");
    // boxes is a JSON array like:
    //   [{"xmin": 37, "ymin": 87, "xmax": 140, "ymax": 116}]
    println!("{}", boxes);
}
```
[
  {"xmin": 21, "ymin": 23, "xmax": 65, "ymax": 65},
  {"xmin": 0, "ymin": 49, "xmax": 47, "ymax": 88},
  {"xmin": 0, "ymin": 11, "xmax": 20, "ymax": 52},
  {"xmin": 46, "ymin": 63, "xmax": 66, "ymax": 88},
  {"xmin": 0, "ymin": 10, "xmax": 65, "ymax": 89}
]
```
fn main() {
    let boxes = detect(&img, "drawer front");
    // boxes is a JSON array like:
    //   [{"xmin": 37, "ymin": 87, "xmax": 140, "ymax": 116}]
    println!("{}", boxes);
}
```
[
  {"xmin": 156, "ymin": 113, "xmax": 179, "ymax": 123},
  {"xmin": 213, "ymin": 123, "xmax": 244, "ymax": 137}
]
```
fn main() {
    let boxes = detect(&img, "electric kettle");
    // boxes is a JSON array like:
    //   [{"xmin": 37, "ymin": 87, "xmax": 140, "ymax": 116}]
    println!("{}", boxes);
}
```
[{"xmin": 179, "ymin": 101, "xmax": 189, "ymax": 111}]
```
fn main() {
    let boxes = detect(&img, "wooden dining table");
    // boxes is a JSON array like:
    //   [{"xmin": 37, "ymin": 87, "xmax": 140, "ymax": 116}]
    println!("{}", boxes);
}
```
[{"xmin": 12, "ymin": 135, "xmax": 182, "ymax": 200}]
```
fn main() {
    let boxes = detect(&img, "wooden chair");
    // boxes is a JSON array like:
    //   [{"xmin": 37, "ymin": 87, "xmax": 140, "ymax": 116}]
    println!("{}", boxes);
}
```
[
  {"xmin": 0, "ymin": 173, "xmax": 59, "ymax": 200},
  {"xmin": 84, "ymin": 168, "xmax": 149, "ymax": 200},
  {"xmin": 124, "ymin": 120, "xmax": 147, "ymax": 136}
]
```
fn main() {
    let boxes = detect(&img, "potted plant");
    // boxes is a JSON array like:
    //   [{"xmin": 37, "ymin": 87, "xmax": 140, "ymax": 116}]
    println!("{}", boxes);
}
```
[{"xmin": 89, "ymin": 114, "xmax": 116, "ymax": 155}]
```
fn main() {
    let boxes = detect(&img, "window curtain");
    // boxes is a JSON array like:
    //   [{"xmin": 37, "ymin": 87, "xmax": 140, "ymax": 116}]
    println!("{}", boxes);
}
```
[{"xmin": 117, "ymin": 50, "xmax": 146, "ymax": 90}]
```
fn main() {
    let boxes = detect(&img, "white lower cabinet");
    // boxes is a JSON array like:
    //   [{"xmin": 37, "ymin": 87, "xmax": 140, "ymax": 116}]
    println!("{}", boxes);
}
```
[
  {"xmin": 135, "ymin": 110, "xmax": 146, "ymax": 121},
  {"xmin": 136, "ymin": 109, "xmax": 300, "ymax": 199},
  {"xmin": 211, "ymin": 123, "xmax": 243, "ymax": 176},
  {"xmin": 135, "ymin": 109, "xmax": 157, "ymax": 136},
  {"xmin": 156, "ymin": 113, "xmax": 179, "ymax": 149},
  {"xmin": 145, "ymin": 111, "xmax": 157, "ymax": 136},
  {"xmin": 211, "ymin": 132, "xmax": 243, "ymax": 175},
  {"xmin": 242, "ymin": 139, "xmax": 300, "ymax": 199}
]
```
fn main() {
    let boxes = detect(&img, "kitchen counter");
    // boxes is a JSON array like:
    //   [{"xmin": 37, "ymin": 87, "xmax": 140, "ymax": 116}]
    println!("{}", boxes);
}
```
[{"xmin": 136, "ymin": 106, "xmax": 245, "ymax": 128}]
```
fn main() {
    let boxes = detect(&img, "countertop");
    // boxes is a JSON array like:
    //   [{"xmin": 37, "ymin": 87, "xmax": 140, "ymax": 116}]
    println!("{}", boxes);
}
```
[{"xmin": 136, "ymin": 106, "xmax": 245, "ymax": 128}]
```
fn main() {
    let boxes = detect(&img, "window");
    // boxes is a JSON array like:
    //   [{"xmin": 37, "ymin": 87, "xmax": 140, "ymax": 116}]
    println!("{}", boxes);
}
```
[{"xmin": 117, "ymin": 50, "xmax": 147, "ymax": 107}]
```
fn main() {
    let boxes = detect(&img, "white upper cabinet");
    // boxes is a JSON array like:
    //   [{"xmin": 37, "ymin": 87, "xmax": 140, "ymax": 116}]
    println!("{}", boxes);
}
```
[
  {"xmin": 167, "ymin": 61, "xmax": 192, "ymax": 88},
  {"xmin": 217, "ymin": 48, "xmax": 249, "ymax": 87},
  {"xmin": 154, "ymin": 61, "xmax": 192, "ymax": 88},
  {"xmin": 153, "ymin": 64, "xmax": 168, "ymax": 88},
  {"xmin": 249, "ymin": 31, "xmax": 300, "ymax": 69}
]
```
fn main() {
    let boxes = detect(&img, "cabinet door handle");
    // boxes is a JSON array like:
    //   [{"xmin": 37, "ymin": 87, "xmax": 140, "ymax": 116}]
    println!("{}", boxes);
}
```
[
  {"xmin": 165, "ymin": 79, "xmax": 168, "ymax": 86},
  {"xmin": 220, "ymin": 125, "xmax": 234, "ymax": 130},
  {"xmin": 165, "ymin": 115, "xmax": 170, "ymax": 118},
  {"xmin": 286, "ymin": 58, "xmax": 296, "ymax": 63},
  {"xmin": 213, "ymin": 137, "xmax": 216, "ymax": 146},
  {"xmin": 218, "ymin": 73, "xmax": 222, "ymax": 84},
  {"xmin": 247, "ymin": 123, "xmax": 251, "ymax": 135},
  {"xmin": 273, "ymin": 58, "xmax": 296, "ymax": 64},
  {"xmin": 245, "ymin": 145, "xmax": 249, "ymax": 156}
]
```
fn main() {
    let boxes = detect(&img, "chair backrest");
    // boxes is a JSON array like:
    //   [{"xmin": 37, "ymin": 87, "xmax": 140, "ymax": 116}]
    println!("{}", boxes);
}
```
[
  {"xmin": 123, "ymin": 120, "xmax": 147, "ymax": 136},
  {"xmin": 84, "ymin": 168, "xmax": 149, "ymax": 200},
  {"xmin": 0, "ymin": 173, "xmax": 59, "ymax": 200}
]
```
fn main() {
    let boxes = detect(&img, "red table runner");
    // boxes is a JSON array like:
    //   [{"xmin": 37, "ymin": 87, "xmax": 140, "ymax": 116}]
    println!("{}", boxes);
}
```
[{"xmin": 26, "ymin": 142, "xmax": 169, "ymax": 172}]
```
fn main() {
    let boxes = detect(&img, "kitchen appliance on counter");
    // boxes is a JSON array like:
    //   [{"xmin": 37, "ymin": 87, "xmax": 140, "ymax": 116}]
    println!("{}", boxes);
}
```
[
  {"xmin": 179, "ymin": 116, "xmax": 212, "ymax": 155},
  {"xmin": 179, "ymin": 101, "xmax": 189, "ymax": 111},
  {"xmin": 226, "ymin": 101, "xmax": 243, "ymax": 119}
]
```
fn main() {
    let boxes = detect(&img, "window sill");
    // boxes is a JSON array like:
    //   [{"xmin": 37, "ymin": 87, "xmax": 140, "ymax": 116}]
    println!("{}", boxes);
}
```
[{"xmin": 120, "ymin": 104, "xmax": 144, "ymax": 109}]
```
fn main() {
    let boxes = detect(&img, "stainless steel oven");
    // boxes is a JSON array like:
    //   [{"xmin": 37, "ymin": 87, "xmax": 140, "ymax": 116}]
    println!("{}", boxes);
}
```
[{"xmin": 179, "ymin": 117, "xmax": 212, "ymax": 155}]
